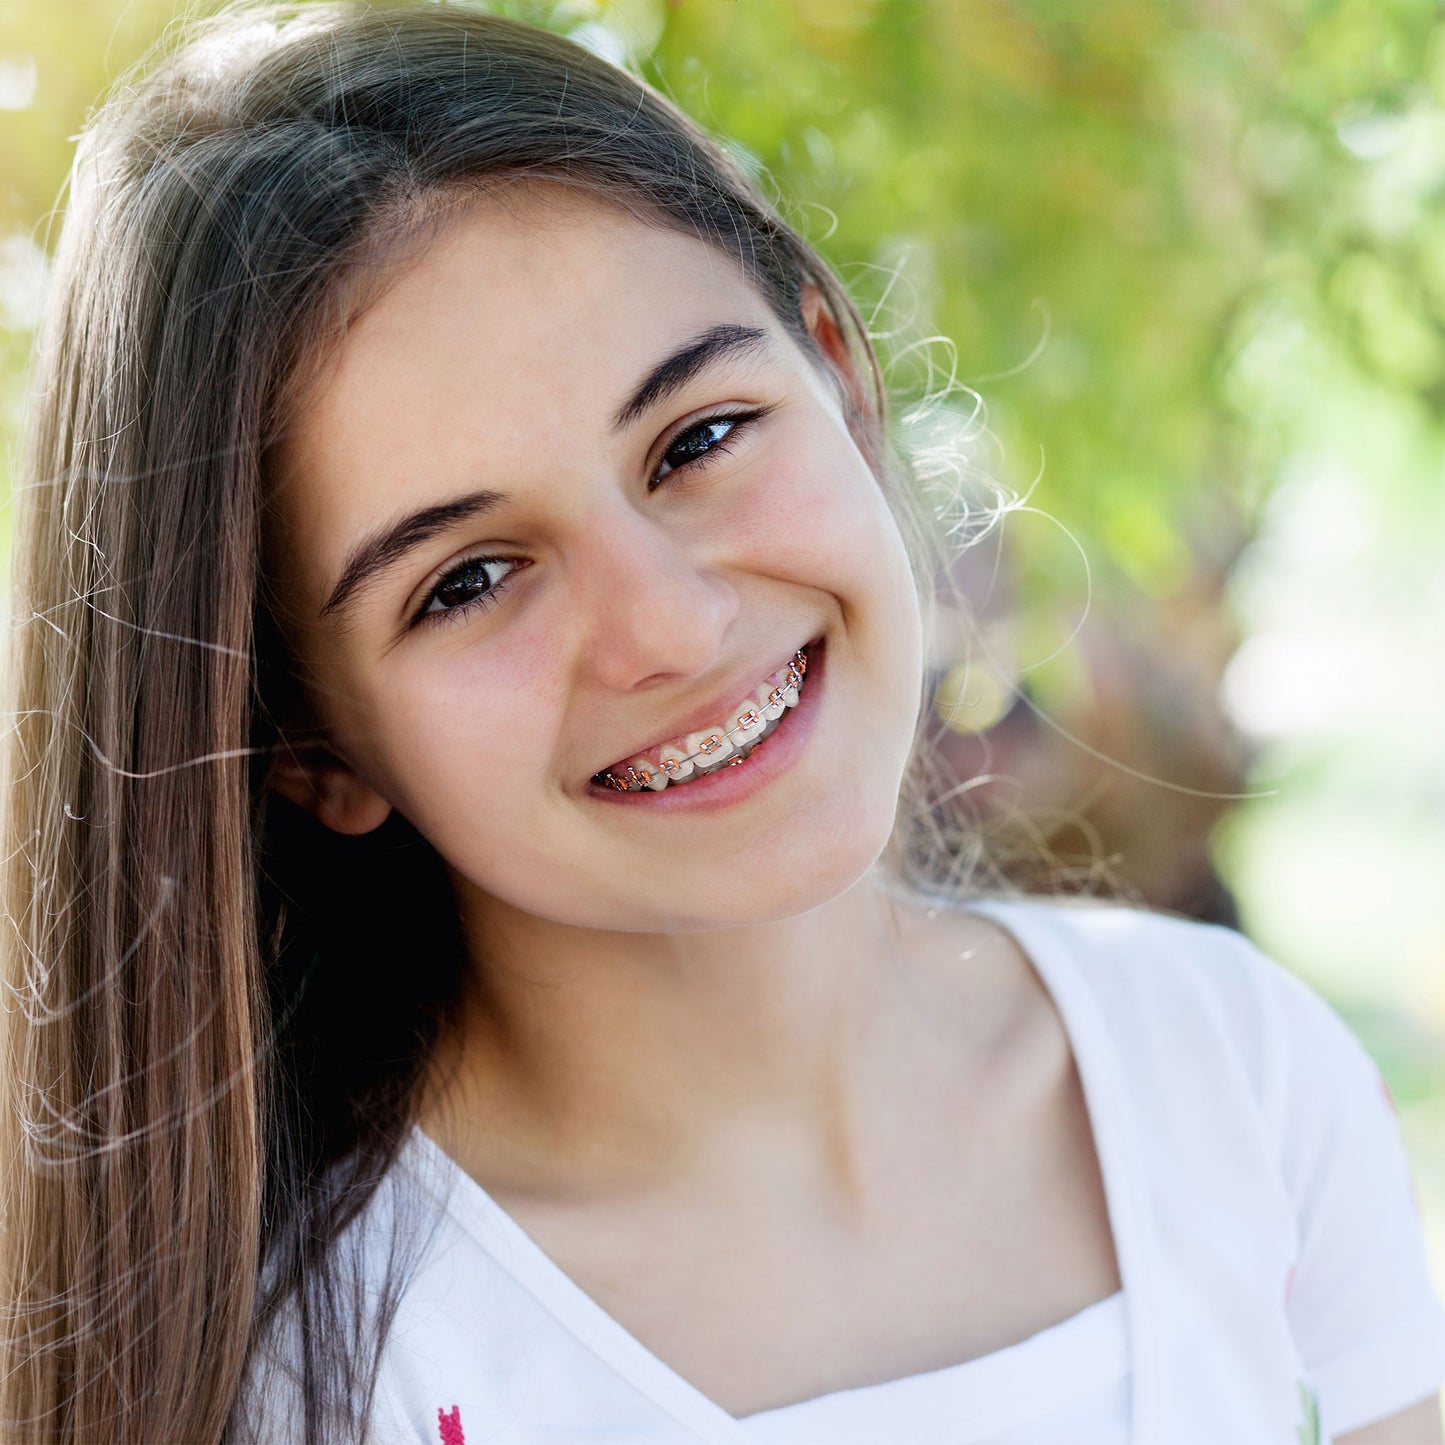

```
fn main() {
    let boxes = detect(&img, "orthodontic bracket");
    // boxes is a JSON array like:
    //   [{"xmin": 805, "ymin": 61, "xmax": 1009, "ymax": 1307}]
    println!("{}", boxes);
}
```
[{"xmin": 595, "ymin": 647, "xmax": 809, "ymax": 793}]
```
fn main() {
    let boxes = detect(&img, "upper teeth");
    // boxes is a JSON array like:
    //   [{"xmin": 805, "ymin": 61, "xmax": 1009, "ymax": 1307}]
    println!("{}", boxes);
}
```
[{"xmin": 596, "ymin": 649, "xmax": 809, "ymax": 792}]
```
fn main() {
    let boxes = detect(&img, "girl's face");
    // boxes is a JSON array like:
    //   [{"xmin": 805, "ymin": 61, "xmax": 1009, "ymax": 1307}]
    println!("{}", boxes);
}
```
[{"xmin": 270, "ymin": 189, "xmax": 924, "ymax": 934}]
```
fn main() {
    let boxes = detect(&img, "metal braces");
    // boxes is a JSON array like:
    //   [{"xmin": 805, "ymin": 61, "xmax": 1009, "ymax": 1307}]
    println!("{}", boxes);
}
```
[{"xmin": 596, "ymin": 648, "xmax": 809, "ymax": 792}]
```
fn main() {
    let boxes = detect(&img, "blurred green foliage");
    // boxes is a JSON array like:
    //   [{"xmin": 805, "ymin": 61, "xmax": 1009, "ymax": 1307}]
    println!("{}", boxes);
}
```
[
  {"xmin": 3, "ymin": 0, "xmax": 1442, "ymax": 578},
  {"xmin": 4, "ymin": 0, "xmax": 1442, "ymax": 563}
]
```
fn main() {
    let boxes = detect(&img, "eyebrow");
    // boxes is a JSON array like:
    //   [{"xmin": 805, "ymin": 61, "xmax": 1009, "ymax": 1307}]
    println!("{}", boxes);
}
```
[
  {"xmin": 611, "ymin": 323, "xmax": 772, "ymax": 432},
  {"xmin": 321, "ymin": 490, "xmax": 510, "ymax": 619},
  {"xmin": 320, "ymin": 323, "xmax": 775, "ymax": 622}
]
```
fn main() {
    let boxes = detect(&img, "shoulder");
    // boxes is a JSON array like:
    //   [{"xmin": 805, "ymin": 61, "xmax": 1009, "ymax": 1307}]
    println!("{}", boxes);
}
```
[
  {"xmin": 230, "ymin": 1144, "xmax": 457, "ymax": 1444},
  {"xmin": 963, "ymin": 896, "xmax": 1372, "ymax": 1120},
  {"xmin": 968, "ymin": 893, "xmax": 1288, "ymax": 1008},
  {"xmin": 966, "ymin": 897, "xmax": 1445, "ymax": 1438}
]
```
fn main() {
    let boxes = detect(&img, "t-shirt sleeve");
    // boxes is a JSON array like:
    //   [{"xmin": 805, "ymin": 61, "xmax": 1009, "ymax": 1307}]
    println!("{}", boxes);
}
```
[{"xmin": 1258, "ymin": 953, "xmax": 1445, "ymax": 1438}]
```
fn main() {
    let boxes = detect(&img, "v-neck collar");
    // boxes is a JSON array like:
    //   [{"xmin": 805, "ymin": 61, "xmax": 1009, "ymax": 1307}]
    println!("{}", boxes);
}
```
[
  {"xmin": 967, "ymin": 899, "xmax": 1163, "ymax": 1442},
  {"xmin": 410, "ymin": 896, "xmax": 1162, "ymax": 1444},
  {"xmin": 408, "ymin": 1127, "xmax": 751, "ymax": 1443}
]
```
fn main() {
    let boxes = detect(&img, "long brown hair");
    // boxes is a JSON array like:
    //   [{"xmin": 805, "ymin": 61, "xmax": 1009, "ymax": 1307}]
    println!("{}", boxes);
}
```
[{"xmin": 0, "ymin": 4, "xmax": 932, "ymax": 1440}]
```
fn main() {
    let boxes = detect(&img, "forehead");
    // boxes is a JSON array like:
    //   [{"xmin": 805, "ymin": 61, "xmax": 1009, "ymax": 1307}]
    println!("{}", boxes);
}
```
[{"xmin": 270, "ymin": 189, "xmax": 785, "ymax": 593}]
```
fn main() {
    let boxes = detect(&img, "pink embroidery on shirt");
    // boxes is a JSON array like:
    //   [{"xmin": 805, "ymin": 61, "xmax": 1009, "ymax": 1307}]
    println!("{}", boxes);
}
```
[
  {"xmin": 437, "ymin": 1404, "xmax": 465, "ymax": 1445},
  {"xmin": 1284, "ymin": 1263, "xmax": 1296, "ymax": 1302},
  {"xmin": 1378, "ymin": 1071, "xmax": 1399, "ymax": 1116}
]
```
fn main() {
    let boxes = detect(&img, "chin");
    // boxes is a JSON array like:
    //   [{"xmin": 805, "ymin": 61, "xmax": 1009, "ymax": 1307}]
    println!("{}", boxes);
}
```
[{"xmin": 667, "ymin": 786, "xmax": 903, "ymax": 930}]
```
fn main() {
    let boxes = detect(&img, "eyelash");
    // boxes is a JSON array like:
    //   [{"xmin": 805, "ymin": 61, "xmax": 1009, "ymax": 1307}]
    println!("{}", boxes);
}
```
[
  {"xmin": 648, "ymin": 406, "xmax": 767, "ymax": 490},
  {"xmin": 411, "ymin": 407, "xmax": 769, "ymax": 629},
  {"xmin": 411, "ymin": 555, "xmax": 522, "ymax": 629}
]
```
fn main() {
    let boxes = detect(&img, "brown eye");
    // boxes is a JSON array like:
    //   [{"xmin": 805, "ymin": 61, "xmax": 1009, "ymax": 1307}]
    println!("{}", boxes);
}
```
[
  {"xmin": 659, "ymin": 419, "xmax": 734, "ymax": 477},
  {"xmin": 652, "ymin": 410, "xmax": 766, "ymax": 487},
  {"xmin": 416, "ymin": 556, "xmax": 519, "ymax": 625}
]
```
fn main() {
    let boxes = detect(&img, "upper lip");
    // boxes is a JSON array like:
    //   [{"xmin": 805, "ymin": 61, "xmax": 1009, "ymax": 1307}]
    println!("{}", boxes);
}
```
[{"xmin": 590, "ymin": 641, "xmax": 813, "ymax": 778}]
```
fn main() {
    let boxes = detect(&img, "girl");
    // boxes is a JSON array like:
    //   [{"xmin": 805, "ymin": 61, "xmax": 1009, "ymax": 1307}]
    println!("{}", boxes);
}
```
[{"xmin": 3, "ymin": 4, "xmax": 1442, "ymax": 1442}]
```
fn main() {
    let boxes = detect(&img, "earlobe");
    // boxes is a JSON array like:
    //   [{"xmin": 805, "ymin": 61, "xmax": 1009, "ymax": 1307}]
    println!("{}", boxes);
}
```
[{"xmin": 269, "ymin": 738, "xmax": 393, "ymax": 836}]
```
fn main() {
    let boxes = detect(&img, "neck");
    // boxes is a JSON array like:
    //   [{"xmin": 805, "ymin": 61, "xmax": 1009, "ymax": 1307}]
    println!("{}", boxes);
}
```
[{"xmin": 421, "ymin": 871, "xmax": 953, "ymax": 1200}]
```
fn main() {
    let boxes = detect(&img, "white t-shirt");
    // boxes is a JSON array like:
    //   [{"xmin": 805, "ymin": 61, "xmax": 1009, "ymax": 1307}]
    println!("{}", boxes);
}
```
[
  {"xmin": 737, "ymin": 1286, "xmax": 1127, "ymax": 1444},
  {"xmin": 242, "ymin": 901, "xmax": 1445, "ymax": 1443}
]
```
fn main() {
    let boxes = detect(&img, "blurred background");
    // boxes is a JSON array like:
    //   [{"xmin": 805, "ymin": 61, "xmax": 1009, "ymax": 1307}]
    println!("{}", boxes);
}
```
[{"xmin": 2, "ymin": 0, "xmax": 1443, "ymax": 1293}]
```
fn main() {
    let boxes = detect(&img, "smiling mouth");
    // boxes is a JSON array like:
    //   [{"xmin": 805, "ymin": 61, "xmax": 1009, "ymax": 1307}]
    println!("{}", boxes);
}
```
[{"xmin": 592, "ymin": 647, "xmax": 812, "ymax": 793}]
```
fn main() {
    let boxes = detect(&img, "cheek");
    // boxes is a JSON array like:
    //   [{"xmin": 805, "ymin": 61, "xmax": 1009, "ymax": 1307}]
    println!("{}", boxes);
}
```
[
  {"xmin": 737, "ymin": 433, "xmax": 924, "ymax": 775},
  {"xmin": 349, "ymin": 653, "xmax": 592, "ymax": 918},
  {"xmin": 730, "ymin": 423, "xmax": 915, "ymax": 595},
  {"xmin": 765, "ymin": 435, "xmax": 922, "ymax": 661},
  {"xmin": 335, "ymin": 635, "xmax": 560, "ymax": 827}
]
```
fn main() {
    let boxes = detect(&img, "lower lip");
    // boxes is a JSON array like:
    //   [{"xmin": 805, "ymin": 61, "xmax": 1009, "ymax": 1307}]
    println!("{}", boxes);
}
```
[{"xmin": 584, "ymin": 641, "xmax": 825, "ymax": 815}]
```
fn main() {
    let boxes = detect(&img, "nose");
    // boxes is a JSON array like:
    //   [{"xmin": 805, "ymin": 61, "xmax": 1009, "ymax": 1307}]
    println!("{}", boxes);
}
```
[{"xmin": 574, "ymin": 508, "xmax": 740, "ymax": 691}]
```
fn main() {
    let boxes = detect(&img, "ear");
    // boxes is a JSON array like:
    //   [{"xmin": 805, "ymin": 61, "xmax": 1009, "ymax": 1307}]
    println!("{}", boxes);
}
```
[
  {"xmin": 269, "ymin": 735, "xmax": 393, "ymax": 836},
  {"xmin": 799, "ymin": 282, "xmax": 871, "ymax": 421}
]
